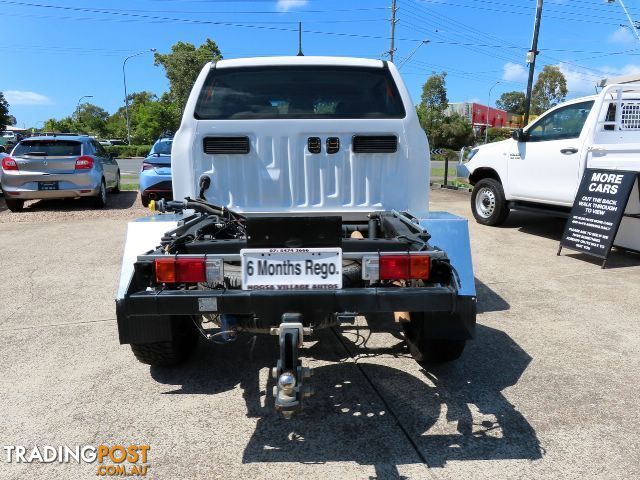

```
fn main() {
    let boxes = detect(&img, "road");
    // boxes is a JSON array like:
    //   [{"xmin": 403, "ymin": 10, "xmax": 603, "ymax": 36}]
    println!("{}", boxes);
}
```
[
  {"xmin": 116, "ymin": 157, "xmax": 143, "ymax": 176},
  {"xmin": 0, "ymin": 189, "xmax": 639, "ymax": 479}
]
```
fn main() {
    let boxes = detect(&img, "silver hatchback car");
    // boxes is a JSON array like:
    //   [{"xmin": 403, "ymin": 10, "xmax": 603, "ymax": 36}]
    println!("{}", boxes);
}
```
[{"xmin": 0, "ymin": 135, "xmax": 121, "ymax": 212}]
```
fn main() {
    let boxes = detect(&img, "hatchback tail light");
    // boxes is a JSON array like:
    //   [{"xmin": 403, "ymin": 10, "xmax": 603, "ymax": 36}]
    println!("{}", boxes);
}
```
[
  {"xmin": 75, "ymin": 156, "xmax": 94, "ymax": 170},
  {"xmin": 379, "ymin": 254, "xmax": 430, "ymax": 280},
  {"xmin": 1, "ymin": 157, "xmax": 18, "ymax": 171},
  {"xmin": 141, "ymin": 162, "xmax": 154, "ymax": 171}
]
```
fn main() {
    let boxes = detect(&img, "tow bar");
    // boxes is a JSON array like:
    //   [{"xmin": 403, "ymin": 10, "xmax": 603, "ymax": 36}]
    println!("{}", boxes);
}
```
[{"xmin": 270, "ymin": 313, "xmax": 314, "ymax": 418}]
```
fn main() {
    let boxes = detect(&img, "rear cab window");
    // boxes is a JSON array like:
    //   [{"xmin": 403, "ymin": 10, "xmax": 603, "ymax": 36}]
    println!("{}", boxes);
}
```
[
  {"xmin": 13, "ymin": 140, "xmax": 82, "ymax": 157},
  {"xmin": 194, "ymin": 66, "xmax": 406, "ymax": 120}
]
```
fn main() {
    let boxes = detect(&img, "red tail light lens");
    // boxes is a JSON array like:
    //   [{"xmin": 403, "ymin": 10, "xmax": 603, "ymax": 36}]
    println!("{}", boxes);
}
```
[
  {"xmin": 379, "ymin": 254, "xmax": 430, "ymax": 280},
  {"xmin": 141, "ymin": 162, "xmax": 154, "ymax": 171},
  {"xmin": 1, "ymin": 157, "xmax": 18, "ymax": 171},
  {"xmin": 75, "ymin": 156, "xmax": 94, "ymax": 170},
  {"xmin": 155, "ymin": 258, "xmax": 207, "ymax": 284},
  {"xmin": 409, "ymin": 255, "xmax": 431, "ymax": 279}
]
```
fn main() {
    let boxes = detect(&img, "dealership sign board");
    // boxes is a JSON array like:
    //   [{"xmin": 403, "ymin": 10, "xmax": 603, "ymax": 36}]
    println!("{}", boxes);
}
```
[{"xmin": 559, "ymin": 169, "xmax": 639, "ymax": 267}]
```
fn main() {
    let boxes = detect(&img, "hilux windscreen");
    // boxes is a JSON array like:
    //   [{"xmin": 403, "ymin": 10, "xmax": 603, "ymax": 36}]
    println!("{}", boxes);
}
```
[
  {"xmin": 13, "ymin": 140, "xmax": 82, "ymax": 156},
  {"xmin": 194, "ymin": 66, "xmax": 406, "ymax": 119}
]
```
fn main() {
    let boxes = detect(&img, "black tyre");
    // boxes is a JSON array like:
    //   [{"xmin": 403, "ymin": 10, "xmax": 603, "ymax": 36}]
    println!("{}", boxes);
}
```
[
  {"xmin": 112, "ymin": 171, "xmax": 121, "ymax": 193},
  {"xmin": 130, "ymin": 315, "xmax": 199, "ymax": 367},
  {"xmin": 471, "ymin": 178, "xmax": 509, "ymax": 226},
  {"xmin": 141, "ymin": 194, "xmax": 150, "ymax": 208},
  {"xmin": 94, "ymin": 179, "xmax": 107, "ymax": 209},
  {"xmin": 402, "ymin": 313, "xmax": 466, "ymax": 364},
  {"xmin": 5, "ymin": 198, "xmax": 24, "ymax": 212}
]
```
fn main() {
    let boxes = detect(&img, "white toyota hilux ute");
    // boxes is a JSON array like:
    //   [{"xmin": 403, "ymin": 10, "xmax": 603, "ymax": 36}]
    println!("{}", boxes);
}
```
[
  {"xmin": 461, "ymin": 83, "xmax": 640, "ymax": 233},
  {"xmin": 116, "ymin": 56, "xmax": 476, "ymax": 417}
]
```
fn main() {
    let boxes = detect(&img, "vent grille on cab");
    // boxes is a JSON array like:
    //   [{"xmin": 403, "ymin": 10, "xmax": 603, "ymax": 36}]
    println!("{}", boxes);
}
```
[
  {"xmin": 203, "ymin": 136, "xmax": 250, "ymax": 154},
  {"xmin": 352, "ymin": 135, "xmax": 398, "ymax": 153}
]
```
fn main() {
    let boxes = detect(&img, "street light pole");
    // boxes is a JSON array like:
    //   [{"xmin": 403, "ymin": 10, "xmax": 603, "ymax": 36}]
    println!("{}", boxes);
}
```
[
  {"xmin": 607, "ymin": 0, "xmax": 640, "ymax": 42},
  {"xmin": 397, "ymin": 39, "xmax": 430, "ymax": 70},
  {"xmin": 76, "ymin": 95, "xmax": 94, "ymax": 129},
  {"xmin": 122, "ymin": 48, "xmax": 156, "ymax": 145},
  {"xmin": 485, "ymin": 81, "xmax": 501, "ymax": 144}
]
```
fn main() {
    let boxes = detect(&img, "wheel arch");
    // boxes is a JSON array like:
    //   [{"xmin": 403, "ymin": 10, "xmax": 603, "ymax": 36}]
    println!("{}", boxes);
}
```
[{"xmin": 469, "ymin": 167, "xmax": 502, "ymax": 186}]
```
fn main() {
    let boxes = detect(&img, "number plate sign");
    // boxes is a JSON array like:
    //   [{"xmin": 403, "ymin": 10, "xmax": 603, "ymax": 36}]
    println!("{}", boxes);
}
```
[
  {"xmin": 240, "ymin": 248, "xmax": 342, "ymax": 291},
  {"xmin": 38, "ymin": 181, "xmax": 58, "ymax": 191}
]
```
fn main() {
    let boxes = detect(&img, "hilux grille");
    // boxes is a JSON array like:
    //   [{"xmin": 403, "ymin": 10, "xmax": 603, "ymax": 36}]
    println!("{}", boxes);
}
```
[
  {"xmin": 352, "ymin": 135, "xmax": 398, "ymax": 153},
  {"xmin": 203, "ymin": 136, "xmax": 250, "ymax": 154}
]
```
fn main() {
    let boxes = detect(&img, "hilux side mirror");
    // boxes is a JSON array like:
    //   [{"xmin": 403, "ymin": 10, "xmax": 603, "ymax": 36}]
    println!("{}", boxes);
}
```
[{"xmin": 511, "ymin": 128, "xmax": 527, "ymax": 142}]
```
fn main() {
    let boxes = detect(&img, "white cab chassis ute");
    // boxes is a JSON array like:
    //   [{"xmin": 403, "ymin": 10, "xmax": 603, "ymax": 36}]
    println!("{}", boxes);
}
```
[
  {"xmin": 116, "ymin": 57, "xmax": 476, "ymax": 417},
  {"xmin": 461, "ymin": 84, "xmax": 640, "ymax": 232}
]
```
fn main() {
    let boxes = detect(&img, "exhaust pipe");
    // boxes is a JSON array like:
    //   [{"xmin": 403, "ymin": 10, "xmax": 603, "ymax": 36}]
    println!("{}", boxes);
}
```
[{"xmin": 148, "ymin": 192, "xmax": 157, "ymax": 200}]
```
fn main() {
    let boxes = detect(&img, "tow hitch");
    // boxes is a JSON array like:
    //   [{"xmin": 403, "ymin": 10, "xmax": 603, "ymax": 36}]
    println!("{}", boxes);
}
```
[{"xmin": 270, "ymin": 314, "xmax": 314, "ymax": 418}]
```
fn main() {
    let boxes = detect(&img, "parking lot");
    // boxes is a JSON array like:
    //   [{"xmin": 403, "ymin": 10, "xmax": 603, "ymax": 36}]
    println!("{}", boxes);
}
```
[{"xmin": 1, "ymin": 187, "xmax": 639, "ymax": 479}]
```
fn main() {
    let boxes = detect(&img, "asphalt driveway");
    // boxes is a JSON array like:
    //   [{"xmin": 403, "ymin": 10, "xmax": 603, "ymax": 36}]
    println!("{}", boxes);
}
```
[{"xmin": 0, "ymin": 188, "xmax": 638, "ymax": 479}]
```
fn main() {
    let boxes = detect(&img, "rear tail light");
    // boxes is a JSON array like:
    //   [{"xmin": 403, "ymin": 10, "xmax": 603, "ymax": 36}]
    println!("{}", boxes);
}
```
[
  {"xmin": 75, "ymin": 156, "xmax": 94, "ymax": 170},
  {"xmin": 1, "ymin": 157, "xmax": 18, "ymax": 171},
  {"xmin": 154, "ymin": 257, "xmax": 223, "ymax": 284},
  {"xmin": 379, "ymin": 254, "xmax": 430, "ymax": 280},
  {"xmin": 141, "ymin": 162, "xmax": 154, "ymax": 171}
]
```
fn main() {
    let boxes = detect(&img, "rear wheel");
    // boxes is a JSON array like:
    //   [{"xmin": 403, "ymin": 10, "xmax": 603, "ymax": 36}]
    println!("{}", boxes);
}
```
[
  {"xmin": 471, "ymin": 178, "xmax": 509, "ymax": 226},
  {"xmin": 5, "ymin": 198, "xmax": 24, "ymax": 212},
  {"xmin": 402, "ymin": 313, "xmax": 466, "ymax": 364},
  {"xmin": 94, "ymin": 179, "xmax": 107, "ymax": 209},
  {"xmin": 130, "ymin": 315, "xmax": 199, "ymax": 367},
  {"xmin": 140, "ymin": 193, "xmax": 150, "ymax": 208}
]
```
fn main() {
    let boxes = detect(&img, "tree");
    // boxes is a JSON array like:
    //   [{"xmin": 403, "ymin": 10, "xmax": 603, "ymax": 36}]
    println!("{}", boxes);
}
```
[
  {"xmin": 132, "ymin": 99, "xmax": 177, "ymax": 144},
  {"xmin": 496, "ymin": 91, "xmax": 527, "ymax": 114},
  {"xmin": 416, "ymin": 72, "xmax": 473, "ymax": 150},
  {"xmin": 76, "ymin": 103, "xmax": 109, "ymax": 137},
  {"xmin": 419, "ymin": 72, "xmax": 448, "ymax": 114},
  {"xmin": 154, "ymin": 39, "xmax": 222, "ymax": 111},
  {"xmin": 43, "ymin": 117, "xmax": 75, "ymax": 133},
  {"xmin": 531, "ymin": 65, "xmax": 568, "ymax": 115},
  {"xmin": 419, "ymin": 109, "xmax": 474, "ymax": 150},
  {"xmin": 0, "ymin": 92, "xmax": 10, "ymax": 131}
]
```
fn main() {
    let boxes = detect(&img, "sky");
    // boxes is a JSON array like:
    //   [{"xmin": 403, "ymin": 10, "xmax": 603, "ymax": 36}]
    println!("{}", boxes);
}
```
[{"xmin": 3, "ymin": 0, "xmax": 640, "ymax": 128}]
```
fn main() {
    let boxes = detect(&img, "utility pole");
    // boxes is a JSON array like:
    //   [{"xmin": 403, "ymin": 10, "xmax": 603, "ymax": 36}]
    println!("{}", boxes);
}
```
[
  {"xmin": 524, "ymin": 0, "xmax": 543, "ymax": 125},
  {"xmin": 297, "ymin": 22, "xmax": 304, "ymax": 56},
  {"xmin": 389, "ymin": 0, "xmax": 398, "ymax": 62}
]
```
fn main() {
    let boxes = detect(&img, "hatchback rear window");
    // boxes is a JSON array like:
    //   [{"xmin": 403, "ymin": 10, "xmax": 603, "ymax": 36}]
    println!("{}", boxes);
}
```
[
  {"xmin": 13, "ymin": 140, "xmax": 82, "ymax": 157},
  {"xmin": 194, "ymin": 66, "xmax": 406, "ymax": 120}
]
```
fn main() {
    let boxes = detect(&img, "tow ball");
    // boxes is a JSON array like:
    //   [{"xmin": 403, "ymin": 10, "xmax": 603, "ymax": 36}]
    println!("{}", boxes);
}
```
[{"xmin": 270, "ymin": 313, "xmax": 314, "ymax": 418}]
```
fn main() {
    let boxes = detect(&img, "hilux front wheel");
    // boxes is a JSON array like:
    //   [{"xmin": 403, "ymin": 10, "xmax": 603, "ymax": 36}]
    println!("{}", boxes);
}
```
[
  {"xmin": 130, "ymin": 315, "xmax": 199, "ymax": 367},
  {"xmin": 402, "ymin": 313, "xmax": 466, "ymax": 364},
  {"xmin": 471, "ymin": 178, "xmax": 509, "ymax": 226}
]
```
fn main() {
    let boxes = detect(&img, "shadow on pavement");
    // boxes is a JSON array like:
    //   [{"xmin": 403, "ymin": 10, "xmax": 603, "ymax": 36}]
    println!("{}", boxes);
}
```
[
  {"xmin": 151, "ymin": 321, "xmax": 540, "ymax": 473},
  {"xmin": 16, "ymin": 191, "xmax": 139, "ymax": 211},
  {"xmin": 501, "ymin": 211, "xmax": 640, "ymax": 268},
  {"xmin": 475, "ymin": 278, "xmax": 510, "ymax": 313}
]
